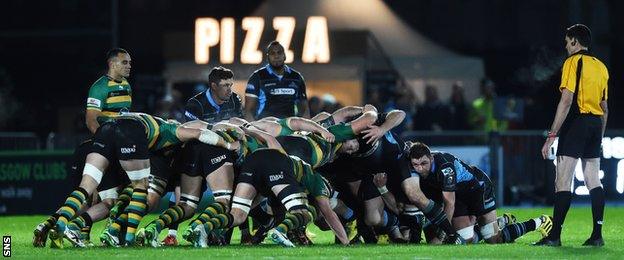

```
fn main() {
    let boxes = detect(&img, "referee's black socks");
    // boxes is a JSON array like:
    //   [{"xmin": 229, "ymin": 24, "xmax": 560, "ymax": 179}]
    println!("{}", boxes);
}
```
[
  {"xmin": 549, "ymin": 191, "xmax": 572, "ymax": 240},
  {"xmin": 589, "ymin": 187, "xmax": 605, "ymax": 239}
]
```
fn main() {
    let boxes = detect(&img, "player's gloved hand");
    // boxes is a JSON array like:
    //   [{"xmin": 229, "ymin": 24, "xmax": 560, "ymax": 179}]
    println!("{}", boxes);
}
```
[
  {"xmin": 320, "ymin": 131, "xmax": 335, "ymax": 143},
  {"xmin": 362, "ymin": 125, "xmax": 385, "ymax": 144}
]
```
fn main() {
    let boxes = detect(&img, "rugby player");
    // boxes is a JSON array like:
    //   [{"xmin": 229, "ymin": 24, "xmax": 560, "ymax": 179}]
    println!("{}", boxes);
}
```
[{"xmin": 407, "ymin": 142, "xmax": 553, "ymax": 244}]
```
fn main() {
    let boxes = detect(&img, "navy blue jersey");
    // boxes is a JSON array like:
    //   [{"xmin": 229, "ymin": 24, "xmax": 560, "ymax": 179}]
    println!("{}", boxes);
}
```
[
  {"xmin": 413, "ymin": 152, "xmax": 490, "ymax": 192},
  {"xmin": 184, "ymin": 90, "xmax": 243, "ymax": 123},
  {"xmin": 245, "ymin": 64, "xmax": 307, "ymax": 119}
]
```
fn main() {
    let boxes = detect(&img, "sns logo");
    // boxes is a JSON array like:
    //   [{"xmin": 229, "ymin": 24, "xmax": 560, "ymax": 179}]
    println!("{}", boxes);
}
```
[
  {"xmin": 3, "ymin": 236, "xmax": 10, "ymax": 257},
  {"xmin": 120, "ymin": 145, "xmax": 136, "ymax": 154},
  {"xmin": 269, "ymin": 172, "xmax": 284, "ymax": 182}
]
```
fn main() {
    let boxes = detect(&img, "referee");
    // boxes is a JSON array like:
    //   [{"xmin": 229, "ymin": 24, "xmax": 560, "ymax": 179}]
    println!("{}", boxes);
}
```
[
  {"xmin": 536, "ymin": 24, "xmax": 609, "ymax": 247},
  {"xmin": 244, "ymin": 41, "xmax": 309, "ymax": 121}
]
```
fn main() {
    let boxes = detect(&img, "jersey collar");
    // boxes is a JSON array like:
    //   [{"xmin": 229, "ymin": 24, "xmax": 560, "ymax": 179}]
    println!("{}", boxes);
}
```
[
  {"xmin": 265, "ymin": 64, "xmax": 291, "ymax": 77},
  {"xmin": 205, "ymin": 89, "xmax": 221, "ymax": 112}
]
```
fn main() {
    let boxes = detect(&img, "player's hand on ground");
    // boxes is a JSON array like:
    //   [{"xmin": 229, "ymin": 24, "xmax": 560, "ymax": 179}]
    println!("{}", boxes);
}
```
[
  {"xmin": 321, "ymin": 131, "xmax": 335, "ymax": 143},
  {"xmin": 362, "ymin": 125, "xmax": 385, "ymax": 144},
  {"xmin": 373, "ymin": 172, "xmax": 387, "ymax": 187}
]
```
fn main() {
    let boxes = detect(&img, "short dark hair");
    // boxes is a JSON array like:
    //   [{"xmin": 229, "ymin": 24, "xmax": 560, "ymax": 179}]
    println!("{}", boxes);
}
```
[
  {"xmin": 566, "ymin": 24, "xmax": 591, "ymax": 48},
  {"xmin": 106, "ymin": 48, "xmax": 129, "ymax": 62},
  {"xmin": 208, "ymin": 66, "xmax": 234, "ymax": 85},
  {"xmin": 266, "ymin": 41, "xmax": 284, "ymax": 53},
  {"xmin": 408, "ymin": 142, "xmax": 432, "ymax": 159}
]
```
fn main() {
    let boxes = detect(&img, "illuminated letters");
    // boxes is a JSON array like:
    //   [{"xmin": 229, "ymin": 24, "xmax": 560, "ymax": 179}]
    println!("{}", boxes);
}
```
[
  {"xmin": 273, "ymin": 17, "xmax": 296, "ymax": 63},
  {"xmin": 220, "ymin": 18, "xmax": 235, "ymax": 64},
  {"xmin": 194, "ymin": 16, "xmax": 330, "ymax": 64},
  {"xmin": 195, "ymin": 18, "xmax": 220, "ymax": 64},
  {"xmin": 302, "ymin": 16, "xmax": 330, "ymax": 63},
  {"xmin": 241, "ymin": 17, "xmax": 264, "ymax": 64}
]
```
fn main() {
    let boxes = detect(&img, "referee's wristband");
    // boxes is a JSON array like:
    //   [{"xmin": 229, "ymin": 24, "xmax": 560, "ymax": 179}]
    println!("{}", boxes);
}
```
[{"xmin": 377, "ymin": 186, "xmax": 389, "ymax": 195}]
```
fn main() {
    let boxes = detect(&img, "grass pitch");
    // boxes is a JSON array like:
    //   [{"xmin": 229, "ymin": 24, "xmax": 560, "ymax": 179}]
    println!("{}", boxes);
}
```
[{"xmin": 0, "ymin": 207, "xmax": 622, "ymax": 259}]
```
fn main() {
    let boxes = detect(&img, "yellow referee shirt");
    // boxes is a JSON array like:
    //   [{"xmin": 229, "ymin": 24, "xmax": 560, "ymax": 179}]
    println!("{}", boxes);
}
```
[{"xmin": 560, "ymin": 50, "xmax": 609, "ymax": 115}]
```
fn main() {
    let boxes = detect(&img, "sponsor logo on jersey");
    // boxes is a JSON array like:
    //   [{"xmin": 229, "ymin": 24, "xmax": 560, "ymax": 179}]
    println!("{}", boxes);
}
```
[
  {"xmin": 185, "ymin": 111, "xmax": 199, "ymax": 120},
  {"xmin": 288, "ymin": 82, "xmax": 298, "ymax": 88},
  {"xmin": 269, "ymin": 172, "xmax": 284, "ymax": 182},
  {"xmin": 120, "ymin": 145, "xmax": 136, "ymax": 154},
  {"xmin": 87, "ymin": 97, "xmax": 101, "ymax": 107},
  {"xmin": 210, "ymin": 155, "xmax": 227, "ymax": 164},
  {"xmin": 270, "ymin": 88, "xmax": 295, "ymax": 95},
  {"xmin": 441, "ymin": 167, "xmax": 454, "ymax": 176}
]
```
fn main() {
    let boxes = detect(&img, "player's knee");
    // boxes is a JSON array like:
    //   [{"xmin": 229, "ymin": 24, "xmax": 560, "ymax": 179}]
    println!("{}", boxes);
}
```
[{"xmin": 364, "ymin": 212, "xmax": 382, "ymax": 227}]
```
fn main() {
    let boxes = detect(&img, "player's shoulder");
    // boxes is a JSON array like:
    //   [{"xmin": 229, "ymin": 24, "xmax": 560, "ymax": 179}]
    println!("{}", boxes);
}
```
[
  {"xmin": 187, "ymin": 91, "xmax": 206, "ymax": 105},
  {"xmin": 250, "ymin": 66, "xmax": 269, "ymax": 77},
  {"xmin": 90, "ymin": 76, "xmax": 109, "ymax": 89},
  {"xmin": 285, "ymin": 66, "xmax": 304, "ymax": 79},
  {"xmin": 433, "ymin": 151, "xmax": 456, "ymax": 163}
]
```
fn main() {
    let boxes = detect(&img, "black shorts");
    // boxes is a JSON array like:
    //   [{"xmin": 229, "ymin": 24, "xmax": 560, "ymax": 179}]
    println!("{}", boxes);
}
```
[
  {"xmin": 238, "ymin": 149, "xmax": 302, "ymax": 198},
  {"xmin": 150, "ymin": 152, "xmax": 180, "ymax": 192},
  {"xmin": 91, "ymin": 120, "xmax": 149, "ymax": 161},
  {"xmin": 557, "ymin": 115, "xmax": 602, "ymax": 158},
  {"xmin": 318, "ymin": 156, "xmax": 361, "ymax": 184},
  {"xmin": 71, "ymin": 139, "xmax": 128, "ymax": 191},
  {"xmin": 175, "ymin": 140, "xmax": 236, "ymax": 178},
  {"xmin": 453, "ymin": 179, "xmax": 497, "ymax": 217}
]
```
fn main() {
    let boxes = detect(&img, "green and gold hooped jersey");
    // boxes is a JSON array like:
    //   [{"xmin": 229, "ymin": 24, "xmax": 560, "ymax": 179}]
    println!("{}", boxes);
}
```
[
  {"xmin": 290, "ymin": 155, "xmax": 331, "ymax": 199},
  {"xmin": 114, "ymin": 113, "xmax": 181, "ymax": 151},
  {"xmin": 277, "ymin": 118, "xmax": 296, "ymax": 136},
  {"xmin": 86, "ymin": 76, "xmax": 132, "ymax": 121},
  {"xmin": 297, "ymin": 122, "xmax": 355, "ymax": 167},
  {"xmin": 216, "ymin": 129, "xmax": 268, "ymax": 165}
]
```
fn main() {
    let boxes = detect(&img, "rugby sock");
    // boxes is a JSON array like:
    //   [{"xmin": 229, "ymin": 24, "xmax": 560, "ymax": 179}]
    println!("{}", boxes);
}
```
[
  {"xmin": 275, "ymin": 205, "xmax": 316, "ymax": 234},
  {"xmin": 589, "ymin": 187, "xmax": 605, "ymax": 239},
  {"xmin": 340, "ymin": 207, "xmax": 356, "ymax": 222},
  {"xmin": 110, "ymin": 185, "xmax": 133, "ymax": 219},
  {"xmin": 43, "ymin": 213, "xmax": 60, "ymax": 230},
  {"xmin": 191, "ymin": 201, "xmax": 228, "ymax": 230},
  {"xmin": 501, "ymin": 219, "xmax": 537, "ymax": 243},
  {"xmin": 109, "ymin": 213, "xmax": 127, "ymax": 237},
  {"xmin": 69, "ymin": 212, "xmax": 93, "ymax": 238},
  {"xmin": 548, "ymin": 191, "xmax": 571, "ymax": 240},
  {"xmin": 124, "ymin": 188, "xmax": 148, "ymax": 243},
  {"xmin": 150, "ymin": 205, "xmax": 185, "ymax": 234},
  {"xmin": 380, "ymin": 210, "xmax": 399, "ymax": 233},
  {"xmin": 56, "ymin": 187, "xmax": 88, "ymax": 231},
  {"xmin": 421, "ymin": 200, "xmax": 455, "ymax": 236},
  {"xmin": 202, "ymin": 212, "xmax": 235, "ymax": 234},
  {"xmin": 167, "ymin": 200, "xmax": 181, "ymax": 235}
]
